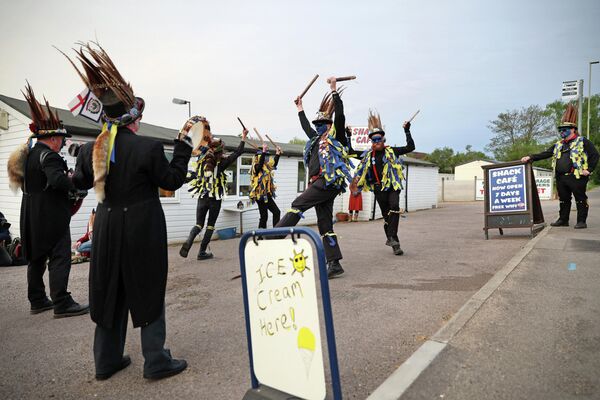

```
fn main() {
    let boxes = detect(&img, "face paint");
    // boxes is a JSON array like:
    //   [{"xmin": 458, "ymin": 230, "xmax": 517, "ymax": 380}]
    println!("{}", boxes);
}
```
[
  {"xmin": 315, "ymin": 124, "xmax": 328, "ymax": 135},
  {"xmin": 371, "ymin": 135, "xmax": 383, "ymax": 143},
  {"xmin": 559, "ymin": 128, "xmax": 572, "ymax": 139}
]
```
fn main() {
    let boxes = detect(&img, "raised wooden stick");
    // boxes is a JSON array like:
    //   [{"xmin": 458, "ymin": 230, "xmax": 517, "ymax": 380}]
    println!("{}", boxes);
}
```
[
  {"xmin": 244, "ymin": 139, "xmax": 259, "ymax": 150},
  {"xmin": 408, "ymin": 109, "xmax": 420, "ymax": 122},
  {"xmin": 237, "ymin": 117, "xmax": 247, "ymax": 131},
  {"xmin": 253, "ymin": 127, "xmax": 265, "ymax": 143},
  {"xmin": 328, "ymin": 75, "xmax": 356, "ymax": 83},
  {"xmin": 299, "ymin": 74, "xmax": 319, "ymax": 99},
  {"xmin": 265, "ymin": 134, "xmax": 283, "ymax": 154}
]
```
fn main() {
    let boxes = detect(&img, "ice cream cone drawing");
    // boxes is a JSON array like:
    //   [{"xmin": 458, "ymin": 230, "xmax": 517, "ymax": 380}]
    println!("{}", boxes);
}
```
[{"xmin": 297, "ymin": 327, "xmax": 316, "ymax": 377}]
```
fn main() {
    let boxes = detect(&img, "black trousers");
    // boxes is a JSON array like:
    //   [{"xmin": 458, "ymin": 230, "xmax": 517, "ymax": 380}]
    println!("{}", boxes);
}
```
[
  {"xmin": 257, "ymin": 195, "xmax": 281, "ymax": 228},
  {"xmin": 276, "ymin": 178, "xmax": 343, "ymax": 262},
  {"xmin": 556, "ymin": 174, "xmax": 589, "ymax": 223},
  {"xmin": 27, "ymin": 228, "xmax": 72, "ymax": 308},
  {"xmin": 196, "ymin": 197, "xmax": 222, "ymax": 252},
  {"xmin": 93, "ymin": 271, "xmax": 173, "ymax": 376},
  {"xmin": 374, "ymin": 188, "xmax": 401, "ymax": 242}
]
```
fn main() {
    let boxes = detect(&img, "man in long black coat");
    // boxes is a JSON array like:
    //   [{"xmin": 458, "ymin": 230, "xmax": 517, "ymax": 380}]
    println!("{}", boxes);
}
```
[
  {"xmin": 8, "ymin": 84, "xmax": 89, "ymax": 317},
  {"xmin": 73, "ymin": 110, "xmax": 195, "ymax": 380},
  {"xmin": 65, "ymin": 41, "xmax": 194, "ymax": 381}
]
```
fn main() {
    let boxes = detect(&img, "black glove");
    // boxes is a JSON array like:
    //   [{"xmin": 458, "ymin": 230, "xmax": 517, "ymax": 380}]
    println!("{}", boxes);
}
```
[
  {"xmin": 345, "ymin": 126, "xmax": 352, "ymax": 137},
  {"xmin": 404, "ymin": 121, "xmax": 411, "ymax": 134}
]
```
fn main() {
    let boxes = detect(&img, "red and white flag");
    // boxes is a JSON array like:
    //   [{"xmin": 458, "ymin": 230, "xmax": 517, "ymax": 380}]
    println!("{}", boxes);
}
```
[{"xmin": 68, "ymin": 88, "xmax": 103, "ymax": 122}]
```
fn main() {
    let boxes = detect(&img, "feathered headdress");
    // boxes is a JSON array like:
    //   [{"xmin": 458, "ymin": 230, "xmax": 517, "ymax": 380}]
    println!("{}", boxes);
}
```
[
  {"xmin": 7, "ymin": 83, "xmax": 70, "ymax": 193},
  {"xmin": 312, "ymin": 87, "xmax": 345, "ymax": 124},
  {"xmin": 367, "ymin": 109, "xmax": 384, "ymax": 138},
  {"xmin": 22, "ymin": 82, "xmax": 69, "ymax": 139},
  {"xmin": 58, "ymin": 41, "xmax": 144, "ymax": 202},
  {"xmin": 559, "ymin": 104, "xmax": 578, "ymax": 129}
]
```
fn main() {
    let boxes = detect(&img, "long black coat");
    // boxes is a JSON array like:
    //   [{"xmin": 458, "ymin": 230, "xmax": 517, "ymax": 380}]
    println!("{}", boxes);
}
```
[
  {"xmin": 20, "ymin": 143, "xmax": 74, "ymax": 261},
  {"xmin": 73, "ymin": 128, "xmax": 191, "ymax": 328}
]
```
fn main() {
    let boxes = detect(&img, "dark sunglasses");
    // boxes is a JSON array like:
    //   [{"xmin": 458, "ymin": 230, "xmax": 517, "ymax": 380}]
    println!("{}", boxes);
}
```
[{"xmin": 371, "ymin": 136, "xmax": 383, "ymax": 143}]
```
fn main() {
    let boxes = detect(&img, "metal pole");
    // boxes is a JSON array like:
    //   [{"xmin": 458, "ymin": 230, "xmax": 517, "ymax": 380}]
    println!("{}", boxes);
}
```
[
  {"xmin": 588, "ymin": 61, "xmax": 599, "ymax": 140},
  {"xmin": 188, "ymin": 102, "xmax": 191, "ymax": 118},
  {"xmin": 578, "ymin": 79, "xmax": 584, "ymax": 134}
]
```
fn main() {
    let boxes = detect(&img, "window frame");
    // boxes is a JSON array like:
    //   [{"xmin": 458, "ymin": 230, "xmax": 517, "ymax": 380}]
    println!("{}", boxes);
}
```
[{"xmin": 297, "ymin": 160, "xmax": 307, "ymax": 193}]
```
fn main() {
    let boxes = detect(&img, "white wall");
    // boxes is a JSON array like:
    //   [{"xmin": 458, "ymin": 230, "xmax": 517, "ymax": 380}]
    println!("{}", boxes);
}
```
[
  {"xmin": 0, "ymin": 101, "xmax": 31, "ymax": 239},
  {"xmin": 405, "ymin": 165, "xmax": 439, "ymax": 211},
  {"xmin": 454, "ymin": 160, "xmax": 494, "ymax": 180}
]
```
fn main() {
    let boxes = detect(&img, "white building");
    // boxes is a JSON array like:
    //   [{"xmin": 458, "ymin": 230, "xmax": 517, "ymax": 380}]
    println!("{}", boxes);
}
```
[{"xmin": 1, "ymin": 94, "xmax": 438, "ymax": 244}]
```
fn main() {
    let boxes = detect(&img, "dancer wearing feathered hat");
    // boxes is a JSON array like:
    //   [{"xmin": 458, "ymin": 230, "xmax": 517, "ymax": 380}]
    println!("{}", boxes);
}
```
[
  {"xmin": 276, "ymin": 77, "xmax": 353, "ymax": 279},
  {"xmin": 7, "ymin": 83, "xmax": 89, "ymax": 317},
  {"xmin": 349, "ymin": 111, "xmax": 415, "ymax": 255},
  {"xmin": 250, "ymin": 142, "xmax": 282, "ymax": 228},
  {"xmin": 180, "ymin": 125, "xmax": 248, "ymax": 260},
  {"xmin": 521, "ymin": 105, "xmax": 599, "ymax": 228},
  {"xmin": 63, "ymin": 42, "xmax": 193, "ymax": 380}
]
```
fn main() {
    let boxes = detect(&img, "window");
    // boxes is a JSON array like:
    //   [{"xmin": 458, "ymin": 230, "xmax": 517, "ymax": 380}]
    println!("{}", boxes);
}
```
[
  {"xmin": 159, "ymin": 150, "xmax": 178, "ymax": 201},
  {"xmin": 297, "ymin": 161, "xmax": 307, "ymax": 192},
  {"xmin": 238, "ymin": 156, "xmax": 253, "ymax": 197},
  {"xmin": 225, "ymin": 162, "xmax": 237, "ymax": 196}
]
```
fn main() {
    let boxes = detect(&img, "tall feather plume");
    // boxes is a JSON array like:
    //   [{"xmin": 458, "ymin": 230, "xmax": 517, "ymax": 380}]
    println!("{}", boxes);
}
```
[
  {"xmin": 21, "ymin": 82, "xmax": 62, "ymax": 131},
  {"xmin": 318, "ymin": 86, "xmax": 346, "ymax": 117},
  {"xmin": 561, "ymin": 104, "xmax": 578, "ymax": 125},
  {"xmin": 56, "ymin": 41, "xmax": 135, "ymax": 109},
  {"xmin": 368, "ymin": 109, "xmax": 383, "ymax": 132}
]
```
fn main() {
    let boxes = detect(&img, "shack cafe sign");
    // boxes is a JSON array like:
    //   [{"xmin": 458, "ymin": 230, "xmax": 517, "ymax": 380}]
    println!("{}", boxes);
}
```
[
  {"xmin": 488, "ymin": 164, "xmax": 527, "ymax": 212},
  {"xmin": 349, "ymin": 126, "xmax": 371, "ymax": 152}
]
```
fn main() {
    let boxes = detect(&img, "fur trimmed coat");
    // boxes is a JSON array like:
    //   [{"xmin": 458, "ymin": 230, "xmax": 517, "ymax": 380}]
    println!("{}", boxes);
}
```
[{"xmin": 73, "ymin": 128, "xmax": 192, "ymax": 328}]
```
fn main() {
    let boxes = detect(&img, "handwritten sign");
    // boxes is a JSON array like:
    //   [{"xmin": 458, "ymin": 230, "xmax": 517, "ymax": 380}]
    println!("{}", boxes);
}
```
[
  {"xmin": 488, "ymin": 165, "xmax": 527, "ymax": 213},
  {"xmin": 244, "ymin": 238, "xmax": 326, "ymax": 400}
]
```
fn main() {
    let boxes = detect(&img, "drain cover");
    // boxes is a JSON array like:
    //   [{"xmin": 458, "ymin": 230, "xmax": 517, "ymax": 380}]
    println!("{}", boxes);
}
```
[{"xmin": 564, "ymin": 239, "xmax": 600, "ymax": 252}]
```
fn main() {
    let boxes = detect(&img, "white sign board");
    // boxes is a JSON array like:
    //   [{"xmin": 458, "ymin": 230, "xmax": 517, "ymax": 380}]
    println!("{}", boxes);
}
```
[
  {"xmin": 475, "ymin": 178, "xmax": 484, "ymax": 200},
  {"xmin": 244, "ymin": 238, "xmax": 326, "ymax": 400},
  {"xmin": 535, "ymin": 176, "xmax": 553, "ymax": 200},
  {"xmin": 561, "ymin": 80, "xmax": 579, "ymax": 101},
  {"xmin": 349, "ymin": 126, "xmax": 371, "ymax": 152}
]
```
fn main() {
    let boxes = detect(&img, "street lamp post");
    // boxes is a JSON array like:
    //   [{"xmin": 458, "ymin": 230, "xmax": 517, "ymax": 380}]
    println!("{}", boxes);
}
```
[
  {"xmin": 172, "ymin": 97, "xmax": 191, "ymax": 118},
  {"xmin": 587, "ymin": 61, "xmax": 599, "ymax": 140}
]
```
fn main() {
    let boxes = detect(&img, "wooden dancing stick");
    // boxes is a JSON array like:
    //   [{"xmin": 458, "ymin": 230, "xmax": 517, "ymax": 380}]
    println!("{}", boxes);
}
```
[
  {"xmin": 327, "ymin": 75, "xmax": 356, "ymax": 83},
  {"xmin": 265, "ymin": 133, "xmax": 283, "ymax": 154},
  {"xmin": 237, "ymin": 117, "xmax": 247, "ymax": 131},
  {"xmin": 253, "ymin": 127, "xmax": 265, "ymax": 143},
  {"xmin": 299, "ymin": 74, "xmax": 319, "ymax": 99},
  {"xmin": 245, "ymin": 139, "xmax": 260, "ymax": 150},
  {"xmin": 408, "ymin": 109, "xmax": 420, "ymax": 122}
]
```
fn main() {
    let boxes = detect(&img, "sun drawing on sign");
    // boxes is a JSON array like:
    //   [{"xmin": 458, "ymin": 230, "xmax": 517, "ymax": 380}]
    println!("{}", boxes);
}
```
[{"xmin": 290, "ymin": 248, "xmax": 310, "ymax": 277}]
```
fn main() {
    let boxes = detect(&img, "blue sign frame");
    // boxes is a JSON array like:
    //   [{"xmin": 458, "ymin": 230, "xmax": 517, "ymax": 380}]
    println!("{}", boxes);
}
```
[{"xmin": 238, "ymin": 227, "xmax": 342, "ymax": 400}]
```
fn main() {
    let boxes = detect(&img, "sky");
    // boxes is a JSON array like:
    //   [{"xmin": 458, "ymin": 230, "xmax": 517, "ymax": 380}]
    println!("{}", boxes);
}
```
[{"xmin": 1, "ymin": 0, "xmax": 599, "ymax": 153}]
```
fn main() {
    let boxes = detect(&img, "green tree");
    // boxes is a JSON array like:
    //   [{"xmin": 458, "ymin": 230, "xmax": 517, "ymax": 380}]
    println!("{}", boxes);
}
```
[
  {"xmin": 425, "ymin": 147, "xmax": 454, "ymax": 173},
  {"xmin": 486, "ymin": 105, "xmax": 555, "ymax": 160},
  {"xmin": 452, "ymin": 145, "xmax": 488, "ymax": 168},
  {"xmin": 289, "ymin": 136, "xmax": 307, "ymax": 145}
]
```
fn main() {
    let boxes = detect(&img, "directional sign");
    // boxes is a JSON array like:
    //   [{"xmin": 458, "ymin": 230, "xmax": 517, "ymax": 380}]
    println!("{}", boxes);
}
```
[{"xmin": 562, "ymin": 80, "xmax": 579, "ymax": 101}]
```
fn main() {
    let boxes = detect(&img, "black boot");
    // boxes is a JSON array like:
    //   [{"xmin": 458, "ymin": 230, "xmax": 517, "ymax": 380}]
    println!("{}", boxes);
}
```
[
  {"xmin": 386, "ymin": 237, "xmax": 399, "ymax": 247},
  {"xmin": 574, "ymin": 200, "xmax": 588, "ymax": 229},
  {"xmin": 197, "ymin": 227, "xmax": 215, "ymax": 260},
  {"xmin": 551, "ymin": 201, "xmax": 571, "ymax": 226},
  {"xmin": 180, "ymin": 226, "xmax": 201, "ymax": 258},
  {"xmin": 96, "ymin": 355, "xmax": 132, "ymax": 381},
  {"xmin": 327, "ymin": 260, "xmax": 345, "ymax": 279},
  {"xmin": 392, "ymin": 243, "xmax": 404, "ymax": 256},
  {"xmin": 30, "ymin": 298, "xmax": 53, "ymax": 314},
  {"xmin": 54, "ymin": 299, "xmax": 90, "ymax": 318}
]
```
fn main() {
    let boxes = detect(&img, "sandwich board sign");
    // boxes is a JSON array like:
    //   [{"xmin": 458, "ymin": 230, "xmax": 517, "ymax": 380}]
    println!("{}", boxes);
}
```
[
  {"xmin": 482, "ymin": 161, "xmax": 545, "ymax": 239},
  {"xmin": 239, "ymin": 227, "xmax": 342, "ymax": 400}
]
